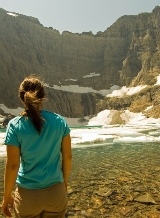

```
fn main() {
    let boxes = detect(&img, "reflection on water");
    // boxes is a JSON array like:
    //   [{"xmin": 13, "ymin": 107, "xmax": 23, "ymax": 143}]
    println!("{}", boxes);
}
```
[{"xmin": 67, "ymin": 142, "xmax": 160, "ymax": 217}]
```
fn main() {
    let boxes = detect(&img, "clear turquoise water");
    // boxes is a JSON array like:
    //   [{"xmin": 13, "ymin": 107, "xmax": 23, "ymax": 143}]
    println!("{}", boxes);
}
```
[{"xmin": 67, "ymin": 142, "xmax": 160, "ymax": 217}]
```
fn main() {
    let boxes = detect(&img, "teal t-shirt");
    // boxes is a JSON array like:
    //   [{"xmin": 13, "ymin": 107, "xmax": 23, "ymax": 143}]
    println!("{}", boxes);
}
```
[{"xmin": 4, "ymin": 110, "xmax": 70, "ymax": 189}]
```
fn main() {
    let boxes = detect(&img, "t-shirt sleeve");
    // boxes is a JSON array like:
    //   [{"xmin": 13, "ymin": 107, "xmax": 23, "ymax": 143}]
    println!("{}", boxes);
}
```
[
  {"xmin": 62, "ymin": 117, "xmax": 70, "ymax": 137},
  {"xmin": 4, "ymin": 120, "xmax": 20, "ymax": 147}
]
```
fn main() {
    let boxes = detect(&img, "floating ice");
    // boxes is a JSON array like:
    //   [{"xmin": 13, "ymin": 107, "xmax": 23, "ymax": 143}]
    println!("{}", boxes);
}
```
[{"xmin": 1, "ymin": 107, "xmax": 160, "ymax": 153}]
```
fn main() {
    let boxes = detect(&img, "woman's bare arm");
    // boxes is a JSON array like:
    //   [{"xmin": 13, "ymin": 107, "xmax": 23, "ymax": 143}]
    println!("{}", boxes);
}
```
[
  {"xmin": 61, "ymin": 134, "xmax": 72, "ymax": 190},
  {"xmin": 2, "ymin": 145, "xmax": 20, "ymax": 217}
]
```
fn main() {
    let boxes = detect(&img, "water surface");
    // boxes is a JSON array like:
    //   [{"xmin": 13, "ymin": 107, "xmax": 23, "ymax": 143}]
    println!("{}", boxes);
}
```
[
  {"xmin": 67, "ymin": 142, "xmax": 160, "ymax": 217},
  {"xmin": 0, "ymin": 130, "xmax": 160, "ymax": 217}
]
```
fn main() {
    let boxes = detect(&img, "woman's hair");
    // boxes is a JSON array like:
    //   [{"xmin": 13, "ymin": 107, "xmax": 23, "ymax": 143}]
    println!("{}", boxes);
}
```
[{"xmin": 19, "ymin": 76, "xmax": 45, "ymax": 134}]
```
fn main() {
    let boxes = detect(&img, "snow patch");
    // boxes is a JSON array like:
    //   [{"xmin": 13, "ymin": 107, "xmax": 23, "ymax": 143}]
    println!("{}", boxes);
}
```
[
  {"xmin": 83, "ymin": 73, "xmax": 100, "ymax": 78},
  {"xmin": 65, "ymin": 79, "xmax": 77, "ymax": 81},
  {"xmin": 43, "ymin": 84, "xmax": 120, "ymax": 96},
  {"xmin": 88, "ymin": 109, "xmax": 160, "ymax": 126},
  {"xmin": 0, "ymin": 104, "xmax": 23, "ymax": 116},
  {"xmin": 107, "ymin": 85, "xmax": 146, "ymax": 97},
  {"xmin": 155, "ymin": 75, "xmax": 160, "ymax": 85},
  {"xmin": 45, "ymin": 84, "xmax": 145, "ymax": 97},
  {"xmin": 145, "ymin": 105, "xmax": 153, "ymax": 111},
  {"xmin": 7, "ymin": 12, "xmax": 18, "ymax": 17}
]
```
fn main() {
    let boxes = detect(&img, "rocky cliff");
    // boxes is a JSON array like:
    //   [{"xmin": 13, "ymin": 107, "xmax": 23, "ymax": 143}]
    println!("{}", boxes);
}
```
[{"xmin": 0, "ymin": 6, "xmax": 160, "ymax": 119}]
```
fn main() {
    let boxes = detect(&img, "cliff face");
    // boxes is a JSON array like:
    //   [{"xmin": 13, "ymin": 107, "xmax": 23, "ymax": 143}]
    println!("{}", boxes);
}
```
[
  {"xmin": 121, "ymin": 7, "xmax": 160, "ymax": 86},
  {"xmin": 44, "ymin": 88, "xmax": 104, "ymax": 118},
  {"xmin": 0, "ymin": 6, "xmax": 160, "ymax": 118}
]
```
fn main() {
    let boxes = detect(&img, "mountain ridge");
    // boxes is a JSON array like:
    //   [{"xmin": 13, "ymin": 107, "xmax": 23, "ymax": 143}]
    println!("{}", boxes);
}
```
[{"xmin": 0, "ymin": 6, "xmax": 160, "ymax": 121}]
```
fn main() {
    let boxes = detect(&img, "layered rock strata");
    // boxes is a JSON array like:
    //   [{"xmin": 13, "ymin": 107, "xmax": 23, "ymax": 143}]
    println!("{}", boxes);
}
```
[{"xmin": 0, "ymin": 6, "xmax": 160, "ymax": 118}]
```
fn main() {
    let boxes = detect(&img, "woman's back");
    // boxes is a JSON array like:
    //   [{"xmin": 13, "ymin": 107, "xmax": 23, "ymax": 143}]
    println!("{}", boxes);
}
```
[{"xmin": 5, "ymin": 110, "xmax": 70, "ymax": 189}]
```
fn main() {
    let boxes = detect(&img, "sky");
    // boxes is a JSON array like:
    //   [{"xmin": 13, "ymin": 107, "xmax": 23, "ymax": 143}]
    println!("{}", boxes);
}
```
[{"xmin": 0, "ymin": 0, "xmax": 159, "ymax": 34}]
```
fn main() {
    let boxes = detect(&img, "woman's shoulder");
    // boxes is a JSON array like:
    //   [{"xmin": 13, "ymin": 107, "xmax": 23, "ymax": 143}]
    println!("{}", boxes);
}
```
[
  {"xmin": 8, "ymin": 116, "xmax": 22, "ymax": 125},
  {"xmin": 7, "ymin": 116, "xmax": 24, "ymax": 130},
  {"xmin": 42, "ymin": 110, "xmax": 67, "ymax": 125},
  {"xmin": 42, "ymin": 110, "xmax": 66, "ymax": 122}
]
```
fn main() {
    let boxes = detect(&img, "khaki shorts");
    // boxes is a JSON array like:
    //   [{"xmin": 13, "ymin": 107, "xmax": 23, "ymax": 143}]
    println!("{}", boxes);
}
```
[{"xmin": 14, "ymin": 182, "xmax": 67, "ymax": 218}]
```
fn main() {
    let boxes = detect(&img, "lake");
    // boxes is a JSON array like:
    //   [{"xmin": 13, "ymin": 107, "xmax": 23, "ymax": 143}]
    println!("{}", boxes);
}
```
[
  {"xmin": 0, "ymin": 127, "xmax": 160, "ymax": 217},
  {"xmin": 67, "ymin": 142, "xmax": 160, "ymax": 217}
]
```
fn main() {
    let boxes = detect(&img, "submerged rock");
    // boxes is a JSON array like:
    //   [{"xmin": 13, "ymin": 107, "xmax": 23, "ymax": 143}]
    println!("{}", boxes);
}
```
[{"xmin": 134, "ymin": 193, "xmax": 156, "ymax": 204}]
